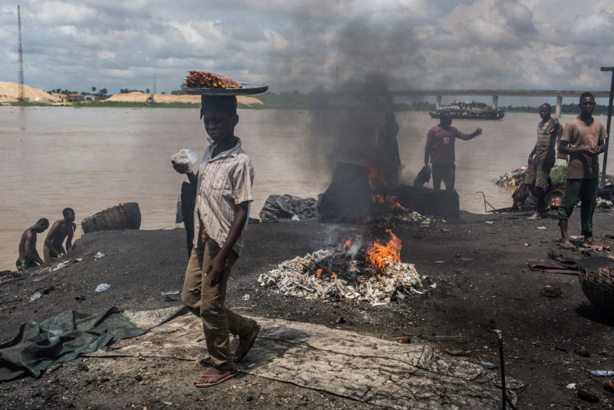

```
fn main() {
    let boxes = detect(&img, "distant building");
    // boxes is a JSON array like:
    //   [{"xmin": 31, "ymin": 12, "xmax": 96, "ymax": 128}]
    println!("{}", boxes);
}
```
[
  {"xmin": 50, "ymin": 92, "xmax": 66, "ymax": 102},
  {"xmin": 67, "ymin": 94, "xmax": 84, "ymax": 102}
]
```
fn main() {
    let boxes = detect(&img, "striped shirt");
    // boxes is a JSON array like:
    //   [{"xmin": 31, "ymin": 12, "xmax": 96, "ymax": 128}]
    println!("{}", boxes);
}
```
[
  {"xmin": 534, "ymin": 118, "xmax": 560, "ymax": 160},
  {"xmin": 193, "ymin": 137, "xmax": 254, "ymax": 255}
]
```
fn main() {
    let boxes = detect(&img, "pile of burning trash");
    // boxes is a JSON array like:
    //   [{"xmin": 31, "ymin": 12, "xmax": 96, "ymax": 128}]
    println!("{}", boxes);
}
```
[
  {"xmin": 495, "ymin": 166, "xmax": 527, "ymax": 188},
  {"xmin": 368, "ymin": 197, "xmax": 441, "ymax": 226},
  {"xmin": 258, "ymin": 229, "xmax": 430, "ymax": 306}
]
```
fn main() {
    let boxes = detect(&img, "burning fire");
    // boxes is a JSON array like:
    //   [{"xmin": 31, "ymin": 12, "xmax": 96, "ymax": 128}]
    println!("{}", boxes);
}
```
[
  {"xmin": 365, "ymin": 229, "xmax": 401, "ymax": 274},
  {"xmin": 365, "ymin": 160, "xmax": 404, "ymax": 209},
  {"xmin": 301, "ymin": 228, "xmax": 403, "ymax": 282}
]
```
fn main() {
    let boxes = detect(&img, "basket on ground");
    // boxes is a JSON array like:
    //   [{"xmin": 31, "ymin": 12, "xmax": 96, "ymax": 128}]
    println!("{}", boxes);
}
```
[
  {"xmin": 81, "ymin": 203, "xmax": 141, "ymax": 234},
  {"xmin": 578, "ymin": 257, "xmax": 614, "ymax": 317}
]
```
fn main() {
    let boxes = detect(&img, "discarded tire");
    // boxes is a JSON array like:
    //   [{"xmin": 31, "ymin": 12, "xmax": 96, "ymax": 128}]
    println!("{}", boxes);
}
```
[{"xmin": 81, "ymin": 202, "xmax": 141, "ymax": 234}]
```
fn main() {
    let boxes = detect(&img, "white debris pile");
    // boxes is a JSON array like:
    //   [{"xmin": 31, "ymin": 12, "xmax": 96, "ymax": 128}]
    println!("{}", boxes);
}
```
[
  {"xmin": 258, "ymin": 250, "xmax": 429, "ymax": 306},
  {"xmin": 369, "ymin": 209, "xmax": 442, "ymax": 226}
]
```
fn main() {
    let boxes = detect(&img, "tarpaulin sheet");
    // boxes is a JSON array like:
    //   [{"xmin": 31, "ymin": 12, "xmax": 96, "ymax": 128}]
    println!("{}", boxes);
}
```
[
  {"xmin": 91, "ymin": 310, "xmax": 525, "ymax": 409},
  {"xmin": 259, "ymin": 194, "xmax": 319, "ymax": 222},
  {"xmin": 0, "ymin": 307, "xmax": 148, "ymax": 382}
]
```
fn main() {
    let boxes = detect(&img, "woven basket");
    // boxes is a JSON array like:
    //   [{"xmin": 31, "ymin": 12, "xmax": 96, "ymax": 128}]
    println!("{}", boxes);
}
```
[
  {"xmin": 578, "ymin": 258, "xmax": 614, "ymax": 317},
  {"xmin": 81, "ymin": 202, "xmax": 141, "ymax": 234}
]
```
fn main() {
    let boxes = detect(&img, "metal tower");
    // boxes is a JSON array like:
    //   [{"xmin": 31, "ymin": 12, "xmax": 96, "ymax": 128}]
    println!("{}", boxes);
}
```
[{"xmin": 17, "ymin": 5, "xmax": 24, "ymax": 102}]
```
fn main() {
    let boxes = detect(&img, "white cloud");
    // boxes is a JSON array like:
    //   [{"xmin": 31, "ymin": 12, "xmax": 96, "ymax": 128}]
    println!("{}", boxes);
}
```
[{"xmin": 0, "ymin": 0, "xmax": 612, "ymax": 94}]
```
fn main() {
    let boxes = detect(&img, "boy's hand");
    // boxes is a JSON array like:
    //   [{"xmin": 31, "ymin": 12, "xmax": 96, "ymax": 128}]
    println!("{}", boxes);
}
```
[
  {"xmin": 206, "ymin": 253, "xmax": 228, "ymax": 287},
  {"xmin": 172, "ymin": 161, "xmax": 190, "ymax": 174}
]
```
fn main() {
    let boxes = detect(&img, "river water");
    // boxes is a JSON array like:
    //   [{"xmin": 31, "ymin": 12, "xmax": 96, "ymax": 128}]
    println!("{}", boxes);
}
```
[{"xmin": 1, "ymin": 106, "xmax": 611, "ymax": 271}]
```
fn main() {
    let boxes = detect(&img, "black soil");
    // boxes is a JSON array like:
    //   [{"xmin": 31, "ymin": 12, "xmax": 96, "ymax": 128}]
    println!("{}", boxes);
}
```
[{"xmin": 1, "ymin": 209, "xmax": 614, "ymax": 409}]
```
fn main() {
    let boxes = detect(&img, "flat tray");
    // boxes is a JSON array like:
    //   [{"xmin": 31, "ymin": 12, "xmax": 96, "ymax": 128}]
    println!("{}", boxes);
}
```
[{"xmin": 181, "ymin": 83, "xmax": 269, "ymax": 96}]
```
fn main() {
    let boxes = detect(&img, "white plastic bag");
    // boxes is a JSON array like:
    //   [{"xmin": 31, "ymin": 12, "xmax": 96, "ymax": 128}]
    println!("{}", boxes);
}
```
[{"xmin": 171, "ymin": 149, "xmax": 199, "ymax": 173}]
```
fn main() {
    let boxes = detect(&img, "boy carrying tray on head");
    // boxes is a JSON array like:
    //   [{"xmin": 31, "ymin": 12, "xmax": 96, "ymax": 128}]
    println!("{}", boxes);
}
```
[{"xmin": 172, "ymin": 95, "xmax": 260, "ymax": 388}]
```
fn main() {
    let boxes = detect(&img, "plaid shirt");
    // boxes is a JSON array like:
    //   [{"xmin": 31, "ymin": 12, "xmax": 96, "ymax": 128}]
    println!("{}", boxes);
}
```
[{"xmin": 193, "ymin": 138, "xmax": 254, "ymax": 255}]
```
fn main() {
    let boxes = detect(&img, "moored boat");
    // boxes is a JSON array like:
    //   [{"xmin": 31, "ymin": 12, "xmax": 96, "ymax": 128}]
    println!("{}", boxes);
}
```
[{"xmin": 429, "ymin": 102, "xmax": 504, "ymax": 120}]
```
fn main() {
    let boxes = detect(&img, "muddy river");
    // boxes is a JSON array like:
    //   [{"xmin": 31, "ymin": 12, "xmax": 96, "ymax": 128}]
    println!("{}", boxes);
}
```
[{"xmin": 1, "ymin": 106, "xmax": 610, "ymax": 270}]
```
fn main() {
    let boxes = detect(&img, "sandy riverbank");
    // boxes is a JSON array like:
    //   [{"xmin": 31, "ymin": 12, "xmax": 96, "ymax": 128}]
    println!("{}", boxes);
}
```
[
  {"xmin": 0, "ymin": 82, "xmax": 263, "ymax": 105},
  {"xmin": 1, "ymin": 210, "xmax": 614, "ymax": 408}
]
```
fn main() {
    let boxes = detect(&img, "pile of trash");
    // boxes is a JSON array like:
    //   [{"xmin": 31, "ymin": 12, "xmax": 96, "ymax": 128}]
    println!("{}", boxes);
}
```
[
  {"xmin": 495, "ymin": 166, "xmax": 527, "ymax": 188},
  {"xmin": 368, "ymin": 207, "xmax": 441, "ymax": 226},
  {"xmin": 259, "ymin": 194, "xmax": 319, "ymax": 223},
  {"xmin": 597, "ymin": 197, "xmax": 614, "ymax": 209},
  {"xmin": 258, "ymin": 249, "xmax": 430, "ymax": 306}
]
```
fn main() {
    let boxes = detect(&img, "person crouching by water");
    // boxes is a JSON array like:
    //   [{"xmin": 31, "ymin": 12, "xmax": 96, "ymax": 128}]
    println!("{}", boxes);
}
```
[
  {"xmin": 172, "ymin": 95, "xmax": 260, "ymax": 388},
  {"xmin": 17, "ymin": 218, "xmax": 49, "ymax": 272},
  {"xmin": 44, "ymin": 208, "xmax": 76, "ymax": 262},
  {"xmin": 557, "ymin": 92, "xmax": 607, "ymax": 250},
  {"xmin": 523, "ymin": 104, "xmax": 560, "ymax": 220},
  {"xmin": 424, "ymin": 111, "xmax": 482, "ymax": 190}
]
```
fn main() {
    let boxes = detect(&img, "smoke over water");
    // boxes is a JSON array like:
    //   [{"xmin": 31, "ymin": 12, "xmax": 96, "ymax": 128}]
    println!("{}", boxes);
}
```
[{"xmin": 266, "ymin": 13, "xmax": 425, "ymax": 177}]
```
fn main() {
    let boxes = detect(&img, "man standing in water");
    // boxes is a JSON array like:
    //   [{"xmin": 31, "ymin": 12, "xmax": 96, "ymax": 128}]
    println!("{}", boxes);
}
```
[
  {"xmin": 558, "ymin": 92, "xmax": 607, "ymax": 249},
  {"xmin": 524, "ymin": 104, "xmax": 560, "ymax": 220},
  {"xmin": 17, "ymin": 218, "xmax": 49, "ymax": 272},
  {"xmin": 173, "ymin": 96, "xmax": 260, "ymax": 388},
  {"xmin": 44, "ymin": 208, "xmax": 76, "ymax": 262},
  {"xmin": 424, "ymin": 111, "xmax": 482, "ymax": 190}
]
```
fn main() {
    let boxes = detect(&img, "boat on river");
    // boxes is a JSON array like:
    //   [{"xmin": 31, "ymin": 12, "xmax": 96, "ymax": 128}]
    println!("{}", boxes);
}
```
[{"xmin": 429, "ymin": 102, "xmax": 504, "ymax": 120}]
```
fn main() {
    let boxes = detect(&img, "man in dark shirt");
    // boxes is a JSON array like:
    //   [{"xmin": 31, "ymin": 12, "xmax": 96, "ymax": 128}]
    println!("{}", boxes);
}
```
[
  {"xmin": 557, "ymin": 92, "xmax": 607, "ymax": 249},
  {"xmin": 424, "ymin": 111, "xmax": 482, "ymax": 190}
]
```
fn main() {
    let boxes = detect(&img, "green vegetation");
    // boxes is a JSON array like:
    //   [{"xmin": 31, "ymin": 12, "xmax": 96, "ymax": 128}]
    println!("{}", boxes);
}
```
[
  {"xmin": 12, "ymin": 90, "xmax": 614, "ymax": 113},
  {"xmin": 550, "ymin": 164, "xmax": 614, "ymax": 186},
  {"xmin": 549, "ymin": 165, "xmax": 568, "ymax": 184},
  {"xmin": 71, "ymin": 101, "xmax": 200, "ymax": 108},
  {"xmin": 505, "ymin": 103, "xmax": 609, "ymax": 116}
]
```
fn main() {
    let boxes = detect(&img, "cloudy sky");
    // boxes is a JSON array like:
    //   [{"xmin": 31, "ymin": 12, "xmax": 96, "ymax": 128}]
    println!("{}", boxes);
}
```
[{"xmin": 1, "ymin": 0, "xmax": 613, "ymax": 96}]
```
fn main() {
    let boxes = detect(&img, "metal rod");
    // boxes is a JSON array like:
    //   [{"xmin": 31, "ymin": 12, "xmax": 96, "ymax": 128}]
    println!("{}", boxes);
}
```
[
  {"xmin": 495, "ymin": 329, "xmax": 517, "ymax": 410},
  {"xmin": 495, "ymin": 330, "xmax": 507, "ymax": 410},
  {"xmin": 476, "ymin": 191, "xmax": 497, "ymax": 213},
  {"xmin": 600, "ymin": 67, "xmax": 614, "ymax": 187}
]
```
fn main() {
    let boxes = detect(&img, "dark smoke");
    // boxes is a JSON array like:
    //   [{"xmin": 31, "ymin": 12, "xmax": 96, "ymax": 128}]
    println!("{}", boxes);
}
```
[{"xmin": 265, "ymin": 12, "xmax": 426, "ymax": 176}]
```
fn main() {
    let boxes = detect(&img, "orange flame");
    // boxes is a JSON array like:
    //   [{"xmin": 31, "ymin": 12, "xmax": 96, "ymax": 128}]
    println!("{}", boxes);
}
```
[
  {"xmin": 365, "ymin": 160, "xmax": 387, "ymax": 189},
  {"xmin": 365, "ymin": 229, "xmax": 401, "ymax": 274}
]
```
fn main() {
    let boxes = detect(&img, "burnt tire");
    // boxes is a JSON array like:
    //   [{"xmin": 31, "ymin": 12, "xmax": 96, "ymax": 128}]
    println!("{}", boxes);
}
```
[{"xmin": 545, "ymin": 189, "xmax": 563, "ymax": 210}]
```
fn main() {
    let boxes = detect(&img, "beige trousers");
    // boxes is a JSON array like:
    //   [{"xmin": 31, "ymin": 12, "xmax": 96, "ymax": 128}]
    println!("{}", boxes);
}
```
[{"xmin": 182, "ymin": 236, "xmax": 255, "ymax": 370}]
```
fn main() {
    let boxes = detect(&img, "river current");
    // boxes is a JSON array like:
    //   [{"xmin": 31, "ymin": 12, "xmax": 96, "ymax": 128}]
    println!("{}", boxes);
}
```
[{"xmin": 1, "ymin": 106, "xmax": 610, "ymax": 271}]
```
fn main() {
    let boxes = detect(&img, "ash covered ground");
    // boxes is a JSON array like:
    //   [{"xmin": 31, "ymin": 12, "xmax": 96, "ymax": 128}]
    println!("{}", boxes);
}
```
[{"xmin": 1, "ymin": 209, "xmax": 614, "ymax": 409}]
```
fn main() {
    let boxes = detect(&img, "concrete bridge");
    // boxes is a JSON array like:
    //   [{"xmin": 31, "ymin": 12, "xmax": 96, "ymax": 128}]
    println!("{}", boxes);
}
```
[{"xmin": 389, "ymin": 89, "xmax": 610, "ymax": 117}]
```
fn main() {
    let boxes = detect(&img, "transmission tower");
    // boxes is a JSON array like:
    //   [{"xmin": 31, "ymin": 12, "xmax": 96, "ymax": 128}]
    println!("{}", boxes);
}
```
[{"xmin": 17, "ymin": 5, "xmax": 24, "ymax": 102}]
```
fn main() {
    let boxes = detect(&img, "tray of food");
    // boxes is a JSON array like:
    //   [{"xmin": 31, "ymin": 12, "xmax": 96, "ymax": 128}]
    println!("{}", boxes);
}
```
[{"xmin": 181, "ymin": 71, "xmax": 269, "ymax": 95}]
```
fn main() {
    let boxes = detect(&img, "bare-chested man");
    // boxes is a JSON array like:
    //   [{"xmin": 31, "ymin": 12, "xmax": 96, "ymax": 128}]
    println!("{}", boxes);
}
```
[
  {"xmin": 17, "ymin": 218, "xmax": 49, "ymax": 272},
  {"xmin": 44, "ymin": 208, "xmax": 76, "ymax": 262}
]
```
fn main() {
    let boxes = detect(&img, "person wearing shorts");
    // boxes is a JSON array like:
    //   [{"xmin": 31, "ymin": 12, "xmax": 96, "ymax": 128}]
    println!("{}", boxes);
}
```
[{"xmin": 524, "ymin": 103, "xmax": 560, "ymax": 220}]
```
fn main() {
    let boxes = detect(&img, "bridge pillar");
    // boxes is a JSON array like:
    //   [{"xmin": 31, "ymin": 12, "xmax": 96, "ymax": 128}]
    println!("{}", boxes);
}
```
[
  {"xmin": 436, "ymin": 95, "xmax": 442, "ymax": 109},
  {"xmin": 492, "ymin": 95, "xmax": 498, "ymax": 110},
  {"xmin": 556, "ymin": 95, "xmax": 562, "ymax": 118}
]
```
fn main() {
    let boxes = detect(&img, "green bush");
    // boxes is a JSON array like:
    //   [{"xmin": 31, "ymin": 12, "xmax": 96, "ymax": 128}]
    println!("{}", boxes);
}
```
[
  {"xmin": 549, "ymin": 165, "xmax": 568, "ymax": 184},
  {"xmin": 550, "ymin": 164, "xmax": 614, "ymax": 186}
]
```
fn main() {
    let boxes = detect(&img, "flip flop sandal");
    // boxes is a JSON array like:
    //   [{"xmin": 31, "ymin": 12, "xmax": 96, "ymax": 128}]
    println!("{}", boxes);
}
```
[
  {"xmin": 193, "ymin": 371, "xmax": 237, "ymax": 388},
  {"xmin": 235, "ymin": 324, "xmax": 261, "ymax": 362},
  {"xmin": 560, "ymin": 243, "xmax": 577, "ymax": 250}
]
